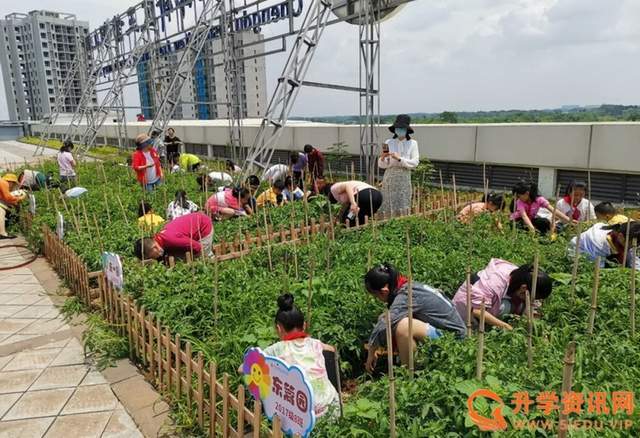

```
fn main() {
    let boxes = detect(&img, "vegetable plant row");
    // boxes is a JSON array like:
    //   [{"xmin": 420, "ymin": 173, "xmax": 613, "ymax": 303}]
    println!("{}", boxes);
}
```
[
  {"xmin": 21, "ymin": 161, "xmax": 640, "ymax": 437},
  {"xmin": 24, "ymin": 161, "xmax": 336, "ymax": 270}
]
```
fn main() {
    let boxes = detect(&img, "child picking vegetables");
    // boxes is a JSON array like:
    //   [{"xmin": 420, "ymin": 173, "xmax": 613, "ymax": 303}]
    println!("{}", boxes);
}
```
[
  {"xmin": 510, "ymin": 181, "xmax": 574, "ymax": 234},
  {"xmin": 363, "ymin": 263, "xmax": 466, "ymax": 373},
  {"xmin": 567, "ymin": 221, "xmax": 640, "ymax": 269},
  {"xmin": 452, "ymin": 258, "xmax": 553, "ymax": 331}
]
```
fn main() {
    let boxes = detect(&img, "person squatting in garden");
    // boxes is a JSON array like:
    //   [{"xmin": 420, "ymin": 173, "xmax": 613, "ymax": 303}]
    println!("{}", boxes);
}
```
[
  {"xmin": 510, "ymin": 181, "xmax": 574, "ymax": 234},
  {"xmin": 166, "ymin": 190, "xmax": 199, "ymax": 221},
  {"xmin": 57, "ymin": 139, "xmax": 77, "ymax": 190},
  {"xmin": 253, "ymin": 293, "xmax": 340, "ymax": 418},
  {"xmin": 206, "ymin": 187, "xmax": 253, "ymax": 220},
  {"xmin": 555, "ymin": 180, "xmax": 596, "ymax": 223},
  {"xmin": 196, "ymin": 172, "xmax": 232, "ymax": 193},
  {"xmin": 0, "ymin": 173, "xmax": 26, "ymax": 239},
  {"xmin": 456, "ymin": 192, "xmax": 505, "ymax": 226},
  {"xmin": 245, "ymin": 175, "xmax": 260, "ymax": 212},
  {"xmin": 137, "ymin": 201, "xmax": 164, "ymax": 231},
  {"xmin": 132, "ymin": 134, "xmax": 163, "ymax": 191},
  {"xmin": 262, "ymin": 163, "xmax": 289, "ymax": 184},
  {"xmin": 226, "ymin": 160, "xmax": 242, "ymax": 175},
  {"xmin": 364, "ymin": 263, "xmax": 466, "ymax": 372},
  {"xmin": 256, "ymin": 179, "xmax": 287, "ymax": 208},
  {"xmin": 176, "ymin": 152, "xmax": 202, "ymax": 172},
  {"xmin": 452, "ymin": 258, "xmax": 554, "ymax": 331},
  {"xmin": 594, "ymin": 201, "xmax": 630, "ymax": 226},
  {"xmin": 378, "ymin": 114, "xmax": 419, "ymax": 216},
  {"xmin": 283, "ymin": 175, "xmax": 304, "ymax": 202},
  {"xmin": 567, "ymin": 221, "xmax": 640, "ymax": 269},
  {"xmin": 18, "ymin": 169, "xmax": 47, "ymax": 191},
  {"xmin": 322, "ymin": 180, "xmax": 383, "ymax": 227},
  {"xmin": 134, "ymin": 212, "xmax": 213, "ymax": 261}
]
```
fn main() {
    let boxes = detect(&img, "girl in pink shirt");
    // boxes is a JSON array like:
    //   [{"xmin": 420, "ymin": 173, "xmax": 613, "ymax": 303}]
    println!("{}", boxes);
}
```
[
  {"xmin": 206, "ymin": 187, "xmax": 252, "ymax": 220},
  {"xmin": 452, "ymin": 258, "xmax": 553, "ymax": 331},
  {"xmin": 510, "ymin": 182, "xmax": 573, "ymax": 234}
]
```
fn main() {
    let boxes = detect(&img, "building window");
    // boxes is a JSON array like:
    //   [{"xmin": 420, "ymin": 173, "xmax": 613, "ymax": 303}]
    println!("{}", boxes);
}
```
[
  {"xmin": 40, "ymin": 32, "xmax": 46, "ymax": 38},
  {"xmin": 39, "ymin": 23, "xmax": 45, "ymax": 29},
  {"xmin": 42, "ymin": 42, "xmax": 47, "ymax": 48}
]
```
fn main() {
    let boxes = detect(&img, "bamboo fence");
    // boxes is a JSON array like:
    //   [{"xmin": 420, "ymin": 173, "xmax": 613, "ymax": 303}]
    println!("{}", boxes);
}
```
[{"xmin": 41, "ymin": 225, "xmax": 276, "ymax": 437}]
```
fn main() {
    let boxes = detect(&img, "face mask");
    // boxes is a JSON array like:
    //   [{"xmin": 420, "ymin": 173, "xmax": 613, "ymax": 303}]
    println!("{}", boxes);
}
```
[{"xmin": 395, "ymin": 128, "xmax": 407, "ymax": 138}]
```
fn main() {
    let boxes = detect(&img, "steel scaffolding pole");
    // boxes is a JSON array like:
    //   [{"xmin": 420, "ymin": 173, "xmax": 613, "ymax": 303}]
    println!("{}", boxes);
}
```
[
  {"xmin": 148, "ymin": 0, "xmax": 224, "ymax": 140},
  {"xmin": 242, "ymin": 0, "xmax": 334, "ymax": 175},
  {"xmin": 76, "ymin": 2, "xmax": 159, "ymax": 158},
  {"xmin": 33, "ymin": 37, "xmax": 87, "ymax": 156},
  {"xmin": 359, "ymin": 0, "xmax": 381, "ymax": 183},
  {"xmin": 62, "ymin": 20, "xmax": 117, "ymax": 145},
  {"xmin": 220, "ymin": 0, "xmax": 245, "ymax": 163}
]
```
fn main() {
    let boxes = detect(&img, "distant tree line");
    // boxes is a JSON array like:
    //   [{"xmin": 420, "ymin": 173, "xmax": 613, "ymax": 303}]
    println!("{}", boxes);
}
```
[{"xmin": 298, "ymin": 104, "xmax": 640, "ymax": 125}]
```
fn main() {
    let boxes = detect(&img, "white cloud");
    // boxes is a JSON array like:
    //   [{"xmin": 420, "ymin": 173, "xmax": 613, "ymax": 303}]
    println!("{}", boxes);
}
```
[{"xmin": 1, "ymin": 0, "xmax": 639, "ymax": 120}]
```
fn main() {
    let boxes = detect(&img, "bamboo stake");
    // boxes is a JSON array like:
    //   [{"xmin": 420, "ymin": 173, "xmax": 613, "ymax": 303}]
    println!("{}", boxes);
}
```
[
  {"xmin": 622, "ymin": 220, "xmax": 631, "ymax": 269},
  {"xmin": 476, "ymin": 298, "xmax": 486, "ymax": 380},
  {"xmin": 630, "ymin": 239, "xmax": 637, "ymax": 338},
  {"xmin": 570, "ymin": 222, "xmax": 583, "ymax": 301},
  {"xmin": 438, "ymin": 170, "xmax": 446, "ymax": 223},
  {"xmin": 92, "ymin": 214, "xmax": 104, "ymax": 253},
  {"xmin": 116, "ymin": 194, "xmax": 129, "ymax": 225},
  {"xmin": 557, "ymin": 342, "xmax": 576, "ymax": 438},
  {"xmin": 213, "ymin": 254, "xmax": 220, "ymax": 328},
  {"xmin": 587, "ymin": 257, "xmax": 601, "ymax": 336},
  {"xmin": 405, "ymin": 229, "xmax": 414, "ymax": 378},
  {"xmin": 466, "ymin": 267, "xmax": 472, "ymax": 336},
  {"xmin": 550, "ymin": 186, "xmax": 561, "ymax": 237},
  {"xmin": 452, "ymin": 174, "xmax": 458, "ymax": 213},
  {"xmin": 531, "ymin": 253, "xmax": 540, "ymax": 304},
  {"xmin": 385, "ymin": 309, "xmax": 397, "ymax": 438},
  {"xmin": 526, "ymin": 290, "xmax": 533, "ymax": 368},
  {"xmin": 482, "ymin": 162, "xmax": 488, "ymax": 201},
  {"xmin": 307, "ymin": 254, "xmax": 314, "ymax": 329},
  {"xmin": 102, "ymin": 191, "xmax": 112, "ymax": 224},
  {"xmin": 261, "ymin": 203, "xmax": 273, "ymax": 271}
]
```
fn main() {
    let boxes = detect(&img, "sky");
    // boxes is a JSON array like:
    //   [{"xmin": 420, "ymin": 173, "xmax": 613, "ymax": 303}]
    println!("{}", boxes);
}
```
[{"xmin": 1, "ymin": 0, "xmax": 640, "ymax": 119}]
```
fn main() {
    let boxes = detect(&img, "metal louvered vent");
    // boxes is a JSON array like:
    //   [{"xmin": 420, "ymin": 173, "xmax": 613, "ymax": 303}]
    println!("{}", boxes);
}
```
[
  {"xmin": 429, "ymin": 161, "xmax": 539, "ymax": 193},
  {"xmin": 556, "ymin": 170, "xmax": 640, "ymax": 205}
]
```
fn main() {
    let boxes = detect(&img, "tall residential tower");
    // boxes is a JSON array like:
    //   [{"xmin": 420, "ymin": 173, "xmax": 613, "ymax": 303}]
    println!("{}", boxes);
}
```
[
  {"xmin": 137, "ymin": 30, "xmax": 268, "ymax": 121},
  {"xmin": 0, "ymin": 10, "xmax": 93, "ymax": 121}
]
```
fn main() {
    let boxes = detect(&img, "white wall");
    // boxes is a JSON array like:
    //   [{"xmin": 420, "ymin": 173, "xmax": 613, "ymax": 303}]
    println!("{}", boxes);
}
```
[{"xmin": 33, "ymin": 121, "xmax": 640, "ymax": 175}]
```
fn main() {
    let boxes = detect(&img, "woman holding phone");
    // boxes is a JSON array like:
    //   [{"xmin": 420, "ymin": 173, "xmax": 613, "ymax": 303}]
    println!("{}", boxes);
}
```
[{"xmin": 378, "ymin": 114, "xmax": 420, "ymax": 216}]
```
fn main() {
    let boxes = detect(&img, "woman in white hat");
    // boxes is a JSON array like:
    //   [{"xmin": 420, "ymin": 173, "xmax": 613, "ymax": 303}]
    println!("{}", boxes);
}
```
[{"xmin": 378, "ymin": 114, "xmax": 419, "ymax": 216}]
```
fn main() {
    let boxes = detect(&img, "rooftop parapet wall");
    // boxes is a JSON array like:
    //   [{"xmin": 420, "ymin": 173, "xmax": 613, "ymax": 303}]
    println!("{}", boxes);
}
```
[{"xmin": 33, "ymin": 121, "xmax": 640, "ymax": 174}]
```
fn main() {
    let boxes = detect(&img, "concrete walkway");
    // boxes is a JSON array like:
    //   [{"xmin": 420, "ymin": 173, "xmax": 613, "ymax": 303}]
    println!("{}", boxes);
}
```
[
  {"xmin": 0, "ymin": 244, "xmax": 143, "ymax": 438},
  {"xmin": 0, "ymin": 140, "xmax": 56, "ymax": 171}
]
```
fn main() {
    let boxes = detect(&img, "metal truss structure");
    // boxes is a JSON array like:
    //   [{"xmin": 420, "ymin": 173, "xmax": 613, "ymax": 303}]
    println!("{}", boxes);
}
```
[
  {"xmin": 60, "ymin": 22, "xmax": 117, "ymax": 149},
  {"xmin": 220, "ymin": 0, "xmax": 244, "ymax": 163},
  {"xmin": 359, "ymin": 0, "xmax": 381, "ymax": 183},
  {"xmin": 243, "ymin": 0, "xmax": 334, "ymax": 174},
  {"xmin": 147, "ymin": 0, "xmax": 224, "ymax": 140},
  {"xmin": 32, "ymin": 46, "xmax": 86, "ymax": 156},
  {"xmin": 76, "ymin": 1, "xmax": 161, "ymax": 158},
  {"xmin": 38, "ymin": 0, "xmax": 414, "ymax": 170}
]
